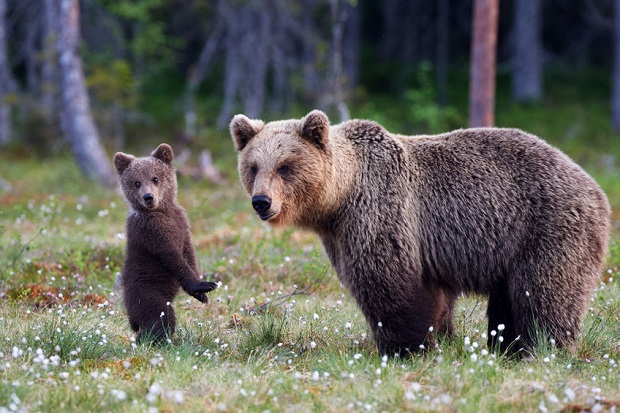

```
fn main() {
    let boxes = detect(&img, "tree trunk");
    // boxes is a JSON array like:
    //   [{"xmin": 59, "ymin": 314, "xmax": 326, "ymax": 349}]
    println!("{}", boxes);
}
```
[
  {"xmin": 184, "ymin": 18, "xmax": 223, "ymax": 136},
  {"xmin": 436, "ymin": 0, "xmax": 450, "ymax": 107},
  {"xmin": 301, "ymin": 0, "xmax": 320, "ymax": 97},
  {"xmin": 512, "ymin": 0, "xmax": 543, "ymax": 102},
  {"xmin": 612, "ymin": 0, "xmax": 620, "ymax": 131},
  {"xmin": 469, "ymin": 0, "xmax": 499, "ymax": 128},
  {"xmin": 330, "ymin": 0, "xmax": 351, "ymax": 122},
  {"xmin": 56, "ymin": 0, "xmax": 116, "ymax": 187},
  {"xmin": 343, "ymin": 2, "xmax": 360, "ymax": 93},
  {"xmin": 0, "ymin": 0, "xmax": 13, "ymax": 146},
  {"xmin": 41, "ymin": 0, "xmax": 59, "ymax": 120}
]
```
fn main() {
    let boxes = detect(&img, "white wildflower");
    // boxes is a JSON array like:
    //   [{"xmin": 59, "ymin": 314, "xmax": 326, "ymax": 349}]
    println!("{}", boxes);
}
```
[{"xmin": 169, "ymin": 390, "xmax": 184, "ymax": 404}]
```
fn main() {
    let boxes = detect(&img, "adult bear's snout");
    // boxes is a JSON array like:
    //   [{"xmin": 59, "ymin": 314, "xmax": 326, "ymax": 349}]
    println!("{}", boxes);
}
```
[{"xmin": 252, "ymin": 195, "xmax": 271, "ymax": 214}]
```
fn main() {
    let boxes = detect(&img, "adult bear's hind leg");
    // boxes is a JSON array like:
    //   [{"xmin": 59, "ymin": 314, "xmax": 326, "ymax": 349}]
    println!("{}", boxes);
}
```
[{"xmin": 487, "ymin": 278, "xmax": 518, "ymax": 355}]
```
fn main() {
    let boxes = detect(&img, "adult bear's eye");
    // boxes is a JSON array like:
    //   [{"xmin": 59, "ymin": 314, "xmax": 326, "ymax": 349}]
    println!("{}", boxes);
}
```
[
  {"xmin": 250, "ymin": 166, "xmax": 258, "ymax": 175},
  {"xmin": 277, "ymin": 165, "xmax": 290, "ymax": 175},
  {"xmin": 134, "ymin": 181, "xmax": 141, "ymax": 188},
  {"xmin": 152, "ymin": 177, "xmax": 159, "ymax": 184}
]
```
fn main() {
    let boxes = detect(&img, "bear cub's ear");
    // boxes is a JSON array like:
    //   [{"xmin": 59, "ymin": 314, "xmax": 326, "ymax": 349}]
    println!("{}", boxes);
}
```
[
  {"xmin": 113, "ymin": 152, "xmax": 135, "ymax": 176},
  {"xmin": 151, "ymin": 143, "xmax": 174, "ymax": 165},
  {"xmin": 300, "ymin": 110, "xmax": 330, "ymax": 152},
  {"xmin": 230, "ymin": 114, "xmax": 265, "ymax": 151}
]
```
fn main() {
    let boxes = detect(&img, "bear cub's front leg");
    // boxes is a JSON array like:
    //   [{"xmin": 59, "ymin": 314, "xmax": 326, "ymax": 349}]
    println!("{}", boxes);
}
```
[{"xmin": 185, "ymin": 280, "xmax": 218, "ymax": 303}]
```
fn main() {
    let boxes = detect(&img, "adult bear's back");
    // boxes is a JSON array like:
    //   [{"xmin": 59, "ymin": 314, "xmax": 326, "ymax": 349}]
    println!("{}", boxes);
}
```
[{"xmin": 403, "ymin": 128, "xmax": 610, "ymax": 295}]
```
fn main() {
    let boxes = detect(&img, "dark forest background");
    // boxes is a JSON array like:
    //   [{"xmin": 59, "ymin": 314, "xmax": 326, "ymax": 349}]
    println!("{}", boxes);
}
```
[{"xmin": 0, "ymin": 0, "xmax": 618, "ymax": 186}]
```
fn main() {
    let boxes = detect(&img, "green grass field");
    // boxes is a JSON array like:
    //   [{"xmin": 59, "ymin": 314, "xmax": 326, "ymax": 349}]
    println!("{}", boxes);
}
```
[{"xmin": 1, "ymin": 103, "xmax": 620, "ymax": 411}]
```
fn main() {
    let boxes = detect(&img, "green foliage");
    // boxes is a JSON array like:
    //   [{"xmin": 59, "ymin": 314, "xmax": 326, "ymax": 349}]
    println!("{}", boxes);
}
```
[
  {"xmin": 403, "ymin": 62, "xmax": 463, "ymax": 133},
  {"xmin": 87, "ymin": 59, "xmax": 140, "ymax": 110},
  {"xmin": 241, "ymin": 310, "xmax": 289, "ymax": 358},
  {"xmin": 95, "ymin": 0, "xmax": 182, "ymax": 67}
]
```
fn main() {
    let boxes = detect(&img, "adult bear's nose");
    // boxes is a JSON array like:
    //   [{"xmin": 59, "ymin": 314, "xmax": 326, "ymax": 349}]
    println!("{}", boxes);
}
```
[
  {"xmin": 143, "ymin": 193, "xmax": 154, "ymax": 205},
  {"xmin": 252, "ymin": 195, "xmax": 271, "ymax": 213}
]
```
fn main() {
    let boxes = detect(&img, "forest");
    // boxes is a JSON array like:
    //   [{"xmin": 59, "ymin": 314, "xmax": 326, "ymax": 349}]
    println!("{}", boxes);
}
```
[
  {"xmin": 1, "ymin": 1, "xmax": 620, "ymax": 411},
  {"xmin": 0, "ymin": 0, "xmax": 619, "ymax": 183}
]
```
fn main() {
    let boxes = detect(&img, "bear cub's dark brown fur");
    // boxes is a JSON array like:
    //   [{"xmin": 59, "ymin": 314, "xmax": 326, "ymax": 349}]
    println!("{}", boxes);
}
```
[{"xmin": 114, "ymin": 143, "xmax": 217, "ymax": 343}]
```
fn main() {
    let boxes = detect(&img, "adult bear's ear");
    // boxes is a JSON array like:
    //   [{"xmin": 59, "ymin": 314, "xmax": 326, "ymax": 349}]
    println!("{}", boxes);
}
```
[
  {"xmin": 152, "ymin": 143, "xmax": 174, "ymax": 165},
  {"xmin": 113, "ymin": 152, "xmax": 134, "ymax": 175},
  {"xmin": 300, "ymin": 110, "xmax": 329, "ymax": 152},
  {"xmin": 230, "ymin": 114, "xmax": 265, "ymax": 151}
]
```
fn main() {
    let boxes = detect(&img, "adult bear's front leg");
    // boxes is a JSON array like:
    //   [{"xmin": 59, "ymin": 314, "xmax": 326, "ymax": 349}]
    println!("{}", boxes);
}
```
[{"xmin": 365, "ymin": 285, "xmax": 451, "ymax": 357}]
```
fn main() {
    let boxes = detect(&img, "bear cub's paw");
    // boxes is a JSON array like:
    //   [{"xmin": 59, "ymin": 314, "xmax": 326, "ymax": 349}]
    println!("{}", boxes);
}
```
[{"xmin": 186, "ymin": 281, "xmax": 218, "ymax": 303}]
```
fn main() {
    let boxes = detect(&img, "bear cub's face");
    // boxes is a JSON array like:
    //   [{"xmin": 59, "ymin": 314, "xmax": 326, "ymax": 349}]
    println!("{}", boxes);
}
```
[
  {"xmin": 113, "ymin": 144, "xmax": 176, "ymax": 212},
  {"xmin": 230, "ymin": 110, "xmax": 331, "ymax": 226}
]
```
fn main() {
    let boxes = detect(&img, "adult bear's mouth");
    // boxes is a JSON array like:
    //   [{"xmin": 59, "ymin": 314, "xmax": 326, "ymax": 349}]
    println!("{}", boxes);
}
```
[{"xmin": 258, "ymin": 211, "xmax": 276, "ymax": 221}]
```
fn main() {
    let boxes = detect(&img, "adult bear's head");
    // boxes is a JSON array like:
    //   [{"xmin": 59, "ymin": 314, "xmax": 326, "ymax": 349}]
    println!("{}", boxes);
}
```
[{"xmin": 230, "ymin": 110, "xmax": 335, "ymax": 228}]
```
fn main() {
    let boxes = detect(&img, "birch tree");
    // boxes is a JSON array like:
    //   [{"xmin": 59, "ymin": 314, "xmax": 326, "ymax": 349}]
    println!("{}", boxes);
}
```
[
  {"xmin": 56, "ymin": 0, "xmax": 115, "ymax": 186},
  {"xmin": 0, "ymin": 0, "xmax": 14, "ymax": 146}
]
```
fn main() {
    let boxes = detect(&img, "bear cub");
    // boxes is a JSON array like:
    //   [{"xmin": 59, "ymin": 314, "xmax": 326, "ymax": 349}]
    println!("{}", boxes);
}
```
[{"xmin": 113, "ymin": 143, "xmax": 217, "ymax": 343}]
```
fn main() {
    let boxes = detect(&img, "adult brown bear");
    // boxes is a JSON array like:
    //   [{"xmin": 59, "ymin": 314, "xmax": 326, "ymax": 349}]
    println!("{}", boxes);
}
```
[{"xmin": 231, "ymin": 110, "xmax": 610, "ymax": 357}]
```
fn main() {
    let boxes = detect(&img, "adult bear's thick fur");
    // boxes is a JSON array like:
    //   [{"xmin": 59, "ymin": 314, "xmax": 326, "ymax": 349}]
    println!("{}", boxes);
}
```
[{"xmin": 231, "ymin": 110, "xmax": 611, "ymax": 357}]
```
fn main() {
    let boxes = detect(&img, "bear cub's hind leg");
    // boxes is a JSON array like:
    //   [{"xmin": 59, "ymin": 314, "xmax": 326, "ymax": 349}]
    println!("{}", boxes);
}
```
[{"xmin": 134, "ymin": 305, "xmax": 177, "ymax": 344}]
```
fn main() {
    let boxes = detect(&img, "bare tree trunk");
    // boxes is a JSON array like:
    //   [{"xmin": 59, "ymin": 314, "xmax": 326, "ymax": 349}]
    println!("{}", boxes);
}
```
[
  {"xmin": 0, "ymin": 0, "xmax": 13, "ymax": 146},
  {"xmin": 512, "ymin": 0, "xmax": 543, "ymax": 102},
  {"xmin": 56, "ymin": 0, "xmax": 115, "ymax": 187},
  {"xmin": 469, "ymin": 0, "xmax": 499, "ymax": 128},
  {"xmin": 330, "ymin": 0, "xmax": 350, "ymax": 122},
  {"xmin": 24, "ymin": 17, "xmax": 38, "ymax": 93},
  {"xmin": 241, "ymin": 2, "xmax": 268, "ymax": 119},
  {"xmin": 612, "ymin": 0, "xmax": 620, "ymax": 131},
  {"xmin": 301, "ymin": 0, "xmax": 320, "ymax": 96},
  {"xmin": 41, "ymin": 0, "xmax": 58, "ymax": 120},
  {"xmin": 343, "ymin": 2, "xmax": 360, "ymax": 94},
  {"xmin": 436, "ymin": 0, "xmax": 450, "ymax": 107},
  {"xmin": 184, "ymin": 9, "xmax": 224, "ymax": 136}
]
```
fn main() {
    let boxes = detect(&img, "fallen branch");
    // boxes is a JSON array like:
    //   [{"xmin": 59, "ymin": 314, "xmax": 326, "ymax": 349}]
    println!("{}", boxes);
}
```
[
  {"xmin": 175, "ymin": 148, "xmax": 225, "ymax": 185},
  {"xmin": 248, "ymin": 277, "xmax": 324, "ymax": 315},
  {"xmin": 199, "ymin": 149, "xmax": 225, "ymax": 185},
  {"xmin": 0, "ymin": 176, "xmax": 12, "ymax": 192}
]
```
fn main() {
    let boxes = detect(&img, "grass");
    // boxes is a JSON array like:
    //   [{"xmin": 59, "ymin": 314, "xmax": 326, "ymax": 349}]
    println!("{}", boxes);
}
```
[{"xmin": 1, "ymin": 88, "xmax": 620, "ymax": 410}]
